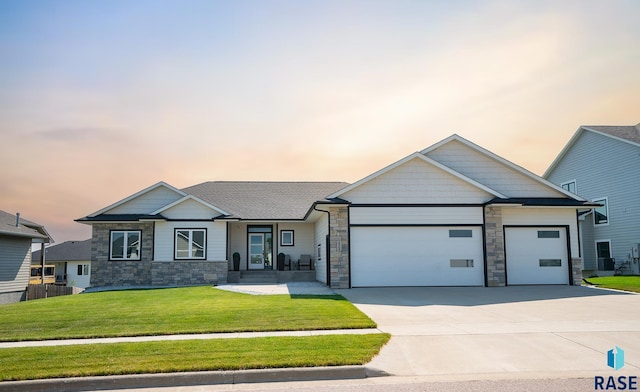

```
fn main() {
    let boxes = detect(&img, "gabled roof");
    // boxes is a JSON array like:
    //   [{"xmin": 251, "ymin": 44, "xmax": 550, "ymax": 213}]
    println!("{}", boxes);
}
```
[
  {"xmin": 182, "ymin": 182, "xmax": 349, "ymax": 220},
  {"xmin": 32, "ymin": 239, "xmax": 91, "ymax": 262},
  {"xmin": 151, "ymin": 195, "xmax": 229, "ymax": 217},
  {"xmin": 87, "ymin": 181, "xmax": 186, "ymax": 217},
  {"xmin": 0, "ymin": 210, "xmax": 53, "ymax": 242},
  {"xmin": 423, "ymin": 134, "xmax": 584, "ymax": 201},
  {"xmin": 327, "ymin": 152, "xmax": 507, "ymax": 199},
  {"xmin": 544, "ymin": 123, "xmax": 640, "ymax": 177}
]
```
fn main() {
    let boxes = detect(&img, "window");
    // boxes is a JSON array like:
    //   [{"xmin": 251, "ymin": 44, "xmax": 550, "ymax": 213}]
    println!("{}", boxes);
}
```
[
  {"xmin": 110, "ymin": 231, "xmax": 141, "ymax": 260},
  {"xmin": 561, "ymin": 180, "xmax": 576, "ymax": 194},
  {"xmin": 539, "ymin": 259, "xmax": 562, "ymax": 267},
  {"xmin": 77, "ymin": 264, "xmax": 90, "ymax": 275},
  {"xmin": 593, "ymin": 198, "xmax": 609, "ymax": 225},
  {"xmin": 596, "ymin": 240, "xmax": 614, "ymax": 271},
  {"xmin": 280, "ymin": 230, "xmax": 294, "ymax": 246},
  {"xmin": 175, "ymin": 229, "xmax": 206, "ymax": 259},
  {"xmin": 449, "ymin": 229, "xmax": 472, "ymax": 238},
  {"xmin": 538, "ymin": 230, "xmax": 560, "ymax": 238},
  {"xmin": 450, "ymin": 259, "xmax": 474, "ymax": 268}
]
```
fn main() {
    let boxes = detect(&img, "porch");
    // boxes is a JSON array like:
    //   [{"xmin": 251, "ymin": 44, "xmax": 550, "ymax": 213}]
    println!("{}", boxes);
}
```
[
  {"xmin": 226, "ymin": 221, "xmax": 325, "ymax": 283},
  {"xmin": 226, "ymin": 270, "xmax": 316, "ymax": 284}
]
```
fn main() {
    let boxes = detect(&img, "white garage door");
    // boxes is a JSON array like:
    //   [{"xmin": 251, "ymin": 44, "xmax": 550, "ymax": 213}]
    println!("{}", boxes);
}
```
[
  {"xmin": 351, "ymin": 226, "xmax": 484, "ymax": 287},
  {"xmin": 505, "ymin": 227, "xmax": 569, "ymax": 285}
]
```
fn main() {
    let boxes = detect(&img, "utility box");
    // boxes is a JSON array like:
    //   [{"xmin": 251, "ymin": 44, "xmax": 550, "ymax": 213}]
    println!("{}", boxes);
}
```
[{"xmin": 632, "ymin": 244, "xmax": 640, "ymax": 259}]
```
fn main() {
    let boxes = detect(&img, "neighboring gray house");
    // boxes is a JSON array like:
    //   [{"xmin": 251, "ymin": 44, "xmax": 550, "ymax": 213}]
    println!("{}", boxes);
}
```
[
  {"xmin": 32, "ymin": 239, "xmax": 92, "ymax": 289},
  {"xmin": 78, "ymin": 135, "xmax": 595, "ymax": 288},
  {"xmin": 545, "ymin": 123, "xmax": 640, "ymax": 276},
  {"xmin": 0, "ymin": 210, "xmax": 53, "ymax": 304}
]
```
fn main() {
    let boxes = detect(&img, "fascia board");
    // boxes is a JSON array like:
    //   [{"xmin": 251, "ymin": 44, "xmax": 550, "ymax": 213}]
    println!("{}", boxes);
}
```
[
  {"xmin": 88, "ymin": 181, "xmax": 186, "ymax": 217},
  {"xmin": 151, "ymin": 195, "xmax": 229, "ymax": 216}
]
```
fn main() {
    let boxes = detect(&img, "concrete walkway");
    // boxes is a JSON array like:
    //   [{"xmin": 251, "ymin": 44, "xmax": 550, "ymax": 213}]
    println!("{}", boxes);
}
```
[{"xmin": 0, "ymin": 328, "xmax": 381, "ymax": 349}]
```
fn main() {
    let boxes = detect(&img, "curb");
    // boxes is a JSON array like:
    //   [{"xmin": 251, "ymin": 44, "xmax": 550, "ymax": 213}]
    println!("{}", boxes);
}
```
[{"xmin": 0, "ymin": 366, "xmax": 376, "ymax": 392}]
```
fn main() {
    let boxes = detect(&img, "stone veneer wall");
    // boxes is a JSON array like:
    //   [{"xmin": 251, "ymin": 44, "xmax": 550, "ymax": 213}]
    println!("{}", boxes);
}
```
[
  {"xmin": 328, "ymin": 206, "xmax": 350, "ymax": 289},
  {"xmin": 484, "ymin": 207, "xmax": 506, "ymax": 287},
  {"xmin": 90, "ymin": 222, "xmax": 154, "ymax": 287},
  {"xmin": 571, "ymin": 257, "xmax": 582, "ymax": 286},
  {"xmin": 152, "ymin": 261, "xmax": 227, "ymax": 286}
]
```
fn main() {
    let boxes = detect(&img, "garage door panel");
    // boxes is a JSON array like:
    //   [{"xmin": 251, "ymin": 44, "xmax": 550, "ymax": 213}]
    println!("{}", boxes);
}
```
[
  {"xmin": 505, "ymin": 227, "xmax": 569, "ymax": 285},
  {"xmin": 351, "ymin": 226, "xmax": 483, "ymax": 287}
]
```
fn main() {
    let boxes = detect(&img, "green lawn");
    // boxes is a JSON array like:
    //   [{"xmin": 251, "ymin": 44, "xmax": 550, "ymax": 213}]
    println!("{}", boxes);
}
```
[
  {"xmin": 585, "ymin": 276, "xmax": 640, "ymax": 293},
  {"xmin": 0, "ymin": 334, "xmax": 391, "ymax": 381},
  {"xmin": 0, "ymin": 287, "xmax": 376, "ymax": 341}
]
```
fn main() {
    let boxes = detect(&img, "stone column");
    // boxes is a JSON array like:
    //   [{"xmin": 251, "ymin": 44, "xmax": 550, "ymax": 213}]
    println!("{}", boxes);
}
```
[
  {"xmin": 571, "ymin": 257, "xmax": 583, "ymax": 285},
  {"xmin": 484, "ymin": 206, "xmax": 506, "ymax": 287},
  {"xmin": 327, "ymin": 205, "xmax": 350, "ymax": 289}
]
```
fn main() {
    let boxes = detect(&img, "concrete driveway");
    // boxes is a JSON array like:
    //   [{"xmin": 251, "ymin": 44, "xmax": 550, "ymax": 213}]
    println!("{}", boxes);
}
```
[{"xmin": 337, "ymin": 286, "xmax": 640, "ymax": 381}]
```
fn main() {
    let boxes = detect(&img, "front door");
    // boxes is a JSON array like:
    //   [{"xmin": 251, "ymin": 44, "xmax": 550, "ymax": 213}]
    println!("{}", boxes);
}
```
[{"xmin": 248, "ymin": 226, "xmax": 273, "ymax": 270}]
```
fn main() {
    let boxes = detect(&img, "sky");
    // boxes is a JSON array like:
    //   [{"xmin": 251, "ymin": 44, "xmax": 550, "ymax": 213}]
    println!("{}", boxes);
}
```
[{"xmin": 1, "ymin": 0, "xmax": 639, "ymax": 245}]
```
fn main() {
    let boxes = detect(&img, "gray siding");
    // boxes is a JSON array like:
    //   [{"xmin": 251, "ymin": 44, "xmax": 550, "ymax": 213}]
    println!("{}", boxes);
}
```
[
  {"xmin": 546, "ymin": 131, "xmax": 640, "ymax": 270},
  {"xmin": 0, "ymin": 235, "xmax": 32, "ymax": 295}
]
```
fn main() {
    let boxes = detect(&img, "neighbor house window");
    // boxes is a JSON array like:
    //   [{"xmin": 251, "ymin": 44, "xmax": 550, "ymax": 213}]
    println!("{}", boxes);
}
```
[
  {"xmin": 593, "ymin": 198, "xmax": 609, "ymax": 225},
  {"xmin": 596, "ymin": 240, "xmax": 613, "ymax": 271},
  {"xmin": 280, "ymin": 230, "xmax": 294, "ymax": 246},
  {"xmin": 110, "ymin": 231, "xmax": 141, "ymax": 260},
  {"xmin": 77, "ymin": 264, "xmax": 90, "ymax": 275},
  {"xmin": 561, "ymin": 180, "xmax": 576, "ymax": 194},
  {"xmin": 175, "ymin": 229, "xmax": 206, "ymax": 259}
]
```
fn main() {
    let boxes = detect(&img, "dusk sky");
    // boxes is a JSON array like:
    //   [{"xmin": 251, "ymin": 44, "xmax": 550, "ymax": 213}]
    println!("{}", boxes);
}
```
[{"xmin": 1, "ymin": 0, "xmax": 639, "ymax": 245}]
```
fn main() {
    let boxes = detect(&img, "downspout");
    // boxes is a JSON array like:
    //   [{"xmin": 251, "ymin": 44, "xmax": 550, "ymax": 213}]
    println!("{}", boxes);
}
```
[{"xmin": 313, "ymin": 205, "xmax": 331, "ymax": 287}]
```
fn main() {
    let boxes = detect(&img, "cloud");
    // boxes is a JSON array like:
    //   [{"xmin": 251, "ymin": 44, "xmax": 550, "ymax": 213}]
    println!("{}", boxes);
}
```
[{"xmin": 30, "ymin": 127, "xmax": 126, "ymax": 143}]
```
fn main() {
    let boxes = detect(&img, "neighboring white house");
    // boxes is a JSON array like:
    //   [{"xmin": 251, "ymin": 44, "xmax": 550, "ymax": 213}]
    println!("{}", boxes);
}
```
[
  {"xmin": 544, "ymin": 123, "xmax": 640, "ymax": 276},
  {"xmin": 0, "ymin": 210, "xmax": 53, "ymax": 304},
  {"xmin": 32, "ymin": 239, "xmax": 92, "ymax": 289},
  {"xmin": 78, "ymin": 134, "xmax": 596, "ymax": 288}
]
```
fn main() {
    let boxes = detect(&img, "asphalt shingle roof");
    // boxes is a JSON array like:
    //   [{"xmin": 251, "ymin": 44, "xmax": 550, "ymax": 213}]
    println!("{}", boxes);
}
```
[
  {"xmin": 585, "ymin": 123, "xmax": 640, "ymax": 145},
  {"xmin": 32, "ymin": 239, "xmax": 91, "ymax": 262},
  {"xmin": 0, "ymin": 210, "xmax": 50, "ymax": 240},
  {"xmin": 182, "ymin": 181, "xmax": 350, "ymax": 220}
]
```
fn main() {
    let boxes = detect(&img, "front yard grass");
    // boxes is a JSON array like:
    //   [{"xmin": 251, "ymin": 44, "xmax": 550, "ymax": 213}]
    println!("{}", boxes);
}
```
[
  {"xmin": 585, "ymin": 276, "xmax": 640, "ymax": 293},
  {"xmin": 0, "ymin": 334, "xmax": 391, "ymax": 381},
  {"xmin": 0, "ymin": 287, "xmax": 376, "ymax": 342}
]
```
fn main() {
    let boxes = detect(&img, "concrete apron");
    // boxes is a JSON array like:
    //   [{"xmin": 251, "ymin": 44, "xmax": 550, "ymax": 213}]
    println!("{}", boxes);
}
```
[{"xmin": 337, "ymin": 286, "xmax": 640, "ymax": 381}]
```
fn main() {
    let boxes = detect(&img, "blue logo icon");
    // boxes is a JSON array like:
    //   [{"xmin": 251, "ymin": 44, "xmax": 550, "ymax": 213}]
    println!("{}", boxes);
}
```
[{"xmin": 608, "ymin": 346, "xmax": 625, "ymax": 371}]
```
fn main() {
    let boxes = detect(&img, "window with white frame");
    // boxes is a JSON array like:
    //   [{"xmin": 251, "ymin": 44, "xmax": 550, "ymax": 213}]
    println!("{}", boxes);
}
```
[
  {"xmin": 561, "ymin": 180, "xmax": 576, "ymax": 194},
  {"xmin": 175, "ymin": 229, "xmax": 206, "ymax": 259},
  {"xmin": 593, "ymin": 198, "xmax": 609, "ymax": 225},
  {"xmin": 110, "ymin": 231, "xmax": 141, "ymax": 260},
  {"xmin": 77, "ymin": 264, "xmax": 90, "ymax": 275}
]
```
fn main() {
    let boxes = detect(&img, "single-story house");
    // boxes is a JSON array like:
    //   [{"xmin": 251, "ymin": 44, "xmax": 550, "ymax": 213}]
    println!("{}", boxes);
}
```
[
  {"xmin": 0, "ymin": 210, "xmax": 53, "ymax": 304},
  {"xmin": 77, "ymin": 134, "xmax": 596, "ymax": 288},
  {"xmin": 544, "ymin": 123, "xmax": 640, "ymax": 276},
  {"xmin": 32, "ymin": 239, "xmax": 92, "ymax": 288}
]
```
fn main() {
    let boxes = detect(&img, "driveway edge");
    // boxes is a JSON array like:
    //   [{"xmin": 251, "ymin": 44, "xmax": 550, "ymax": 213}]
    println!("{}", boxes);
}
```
[{"xmin": 0, "ymin": 366, "xmax": 369, "ymax": 392}]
